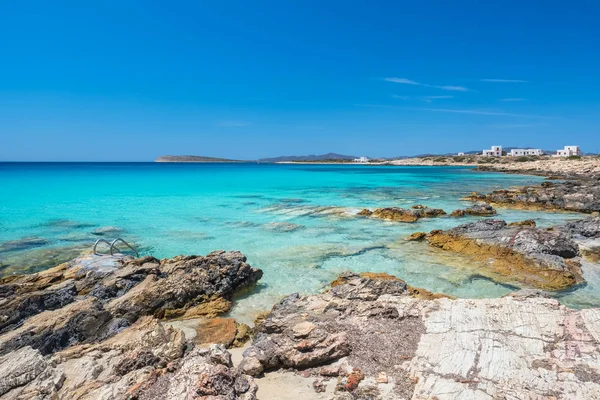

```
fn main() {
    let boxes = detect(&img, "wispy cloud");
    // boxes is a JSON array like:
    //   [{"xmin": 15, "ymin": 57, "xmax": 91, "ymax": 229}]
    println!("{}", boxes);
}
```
[
  {"xmin": 356, "ymin": 104, "xmax": 553, "ymax": 118},
  {"xmin": 412, "ymin": 107, "xmax": 553, "ymax": 119},
  {"xmin": 488, "ymin": 123, "xmax": 547, "ymax": 129},
  {"xmin": 435, "ymin": 85, "xmax": 468, "ymax": 92},
  {"xmin": 213, "ymin": 120, "xmax": 253, "ymax": 127},
  {"xmin": 500, "ymin": 98, "xmax": 527, "ymax": 102},
  {"xmin": 422, "ymin": 95, "xmax": 454, "ymax": 100},
  {"xmin": 481, "ymin": 79, "xmax": 529, "ymax": 83},
  {"xmin": 384, "ymin": 78, "xmax": 420, "ymax": 85},
  {"xmin": 384, "ymin": 77, "xmax": 469, "ymax": 91},
  {"xmin": 392, "ymin": 95, "xmax": 454, "ymax": 102}
]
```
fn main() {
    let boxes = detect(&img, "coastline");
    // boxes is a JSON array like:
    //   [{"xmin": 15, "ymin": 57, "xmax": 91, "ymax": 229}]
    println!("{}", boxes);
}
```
[{"xmin": 1, "ymin": 162, "xmax": 599, "ymax": 399}]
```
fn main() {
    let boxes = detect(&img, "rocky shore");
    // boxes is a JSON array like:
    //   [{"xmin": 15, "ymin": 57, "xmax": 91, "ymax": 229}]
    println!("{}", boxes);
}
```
[
  {"xmin": 464, "ymin": 179, "xmax": 600, "ymax": 214},
  {"xmin": 0, "ymin": 251, "xmax": 262, "ymax": 399},
  {"xmin": 422, "ymin": 218, "xmax": 600, "ymax": 290},
  {"xmin": 2, "ymin": 163, "xmax": 600, "ymax": 399},
  {"xmin": 2, "ymin": 226, "xmax": 600, "ymax": 399},
  {"xmin": 389, "ymin": 156, "xmax": 600, "ymax": 178}
]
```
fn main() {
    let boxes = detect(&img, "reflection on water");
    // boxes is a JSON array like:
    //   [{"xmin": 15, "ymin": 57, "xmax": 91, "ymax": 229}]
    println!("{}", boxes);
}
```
[{"xmin": 0, "ymin": 163, "xmax": 595, "ymax": 322}]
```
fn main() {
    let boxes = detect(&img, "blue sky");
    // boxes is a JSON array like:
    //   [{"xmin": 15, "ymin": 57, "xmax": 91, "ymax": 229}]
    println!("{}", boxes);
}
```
[{"xmin": 1, "ymin": 0, "xmax": 599, "ymax": 161}]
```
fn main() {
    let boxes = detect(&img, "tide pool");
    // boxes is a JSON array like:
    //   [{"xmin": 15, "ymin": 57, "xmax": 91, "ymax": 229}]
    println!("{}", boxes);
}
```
[{"xmin": 0, "ymin": 162, "xmax": 596, "ymax": 322}]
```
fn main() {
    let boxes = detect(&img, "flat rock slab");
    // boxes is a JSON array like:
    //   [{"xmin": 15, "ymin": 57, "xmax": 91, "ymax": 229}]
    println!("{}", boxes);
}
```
[{"xmin": 240, "ymin": 273, "xmax": 600, "ymax": 399}]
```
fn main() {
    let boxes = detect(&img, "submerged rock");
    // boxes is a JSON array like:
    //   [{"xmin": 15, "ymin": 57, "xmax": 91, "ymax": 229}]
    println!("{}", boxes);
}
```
[
  {"xmin": 0, "ymin": 237, "xmax": 49, "ymax": 253},
  {"xmin": 0, "ymin": 243, "xmax": 92, "ymax": 276},
  {"xmin": 361, "ymin": 206, "xmax": 447, "ymax": 223},
  {"xmin": 425, "ymin": 219, "xmax": 584, "ymax": 290}
]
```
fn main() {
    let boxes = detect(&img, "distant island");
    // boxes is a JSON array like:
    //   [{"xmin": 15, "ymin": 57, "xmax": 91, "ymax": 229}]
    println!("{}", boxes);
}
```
[
  {"xmin": 155, "ymin": 155, "xmax": 247, "ymax": 163},
  {"xmin": 156, "ymin": 153, "xmax": 362, "ymax": 163}
]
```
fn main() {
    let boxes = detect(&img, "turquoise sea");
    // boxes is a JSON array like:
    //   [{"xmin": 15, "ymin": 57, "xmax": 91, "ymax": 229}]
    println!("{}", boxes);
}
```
[{"xmin": 1, "ymin": 163, "xmax": 598, "ymax": 322}]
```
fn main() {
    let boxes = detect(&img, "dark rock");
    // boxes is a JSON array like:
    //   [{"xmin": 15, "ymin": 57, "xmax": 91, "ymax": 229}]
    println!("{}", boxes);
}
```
[
  {"xmin": 0, "ymin": 251, "xmax": 262, "ymax": 357},
  {"xmin": 450, "ymin": 203, "xmax": 497, "ymax": 217},
  {"xmin": 463, "ymin": 180, "xmax": 600, "ymax": 213}
]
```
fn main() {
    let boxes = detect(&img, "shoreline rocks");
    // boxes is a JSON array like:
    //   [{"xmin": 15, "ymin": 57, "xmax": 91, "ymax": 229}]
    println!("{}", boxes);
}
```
[
  {"xmin": 450, "ymin": 203, "xmax": 496, "ymax": 217},
  {"xmin": 423, "ymin": 219, "xmax": 585, "ymax": 290},
  {"xmin": 464, "ymin": 179, "xmax": 600, "ymax": 214},
  {"xmin": 0, "ymin": 251, "xmax": 262, "ymax": 399},
  {"xmin": 239, "ymin": 272, "xmax": 600, "ymax": 399},
  {"xmin": 0, "ymin": 251, "xmax": 262, "ymax": 356}
]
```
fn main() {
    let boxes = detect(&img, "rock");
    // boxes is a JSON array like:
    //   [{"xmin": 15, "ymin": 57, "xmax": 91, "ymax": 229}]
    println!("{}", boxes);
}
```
[
  {"xmin": 366, "ymin": 206, "xmax": 446, "ymax": 223},
  {"xmin": 0, "ymin": 237, "xmax": 49, "ymax": 253},
  {"xmin": 292, "ymin": 321, "xmax": 316, "ymax": 338},
  {"xmin": 0, "ymin": 347, "xmax": 50, "ymax": 396},
  {"xmin": 131, "ymin": 344, "xmax": 258, "ymax": 400},
  {"xmin": 90, "ymin": 226, "xmax": 123, "ymax": 236},
  {"xmin": 450, "ymin": 203, "xmax": 497, "ymax": 217},
  {"xmin": 193, "ymin": 317, "xmax": 246, "ymax": 348},
  {"xmin": 264, "ymin": 222, "xmax": 304, "ymax": 232},
  {"xmin": 313, "ymin": 379, "xmax": 327, "ymax": 393},
  {"xmin": 509, "ymin": 219, "xmax": 537, "ymax": 227},
  {"xmin": 357, "ymin": 209, "xmax": 373, "ymax": 216},
  {"xmin": 242, "ymin": 271, "xmax": 600, "ymax": 399},
  {"xmin": 463, "ymin": 179, "xmax": 600, "ymax": 213},
  {"xmin": 337, "ymin": 368, "xmax": 365, "ymax": 392},
  {"xmin": 558, "ymin": 217, "xmax": 600, "ymax": 238},
  {"xmin": 0, "ymin": 244, "xmax": 92, "ymax": 276},
  {"xmin": 0, "ymin": 251, "xmax": 262, "ymax": 356},
  {"xmin": 426, "ymin": 219, "xmax": 584, "ymax": 290},
  {"xmin": 406, "ymin": 232, "xmax": 427, "ymax": 241},
  {"xmin": 376, "ymin": 372, "xmax": 388, "ymax": 384}
]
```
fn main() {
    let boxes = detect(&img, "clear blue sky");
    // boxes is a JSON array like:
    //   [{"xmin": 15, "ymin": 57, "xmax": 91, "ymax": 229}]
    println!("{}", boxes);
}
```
[{"xmin": 1, "ymin": 1, "xmax": 599, "ymax": 161}]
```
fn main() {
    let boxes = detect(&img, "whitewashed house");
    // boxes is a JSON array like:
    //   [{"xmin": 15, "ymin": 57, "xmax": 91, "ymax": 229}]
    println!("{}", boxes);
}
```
[
  {"xmin": 354, "ymin": 156, "xmax": 369, "ymax": 163},
  {"xmin": 555, "ymin": 146, "xmax": 581, "ymax": 157},
  {"xmin": 509, "ymin": 148, "xmax": 543, "ymax": 156},
  {"xmin": 457, "ymin": 152, "xmax": 465, "ymax": 156},
  {"xmin": 482, "ymin": 146, "xmax": 503, "ymax": 157}
]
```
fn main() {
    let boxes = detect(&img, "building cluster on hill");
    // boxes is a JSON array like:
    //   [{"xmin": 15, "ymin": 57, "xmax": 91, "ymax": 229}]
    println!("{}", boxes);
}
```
[{"xmin": 473, "ymin": 145, "xmax": 582, "ymax": 158}]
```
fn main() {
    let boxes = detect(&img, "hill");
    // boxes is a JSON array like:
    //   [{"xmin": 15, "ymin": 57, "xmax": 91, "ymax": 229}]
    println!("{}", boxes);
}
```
[
  {"xmin": 258, "ymin": 153, "xmax": 358, "ymax": 163},
  {"xmin": 155, "ymin": 155, "xmax": 246, "ymax": 163}
]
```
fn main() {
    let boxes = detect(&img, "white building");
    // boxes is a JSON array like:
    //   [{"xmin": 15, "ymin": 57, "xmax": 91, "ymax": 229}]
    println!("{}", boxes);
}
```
[
  {"xmin": 457, "ymin": 152, "xmax": 465, "ymax": 156},
  {"xmin": 509, "ymin": 148, "xmax": 543, "ymax": 156},
  {"xmin": 555, "ymin": 146, "xmax": 581, "ymax": 157},
  {"xmin": 482, "ymin": 146, "xmax": 503, "ymax": 157},
  {"xmin": 354, "ymin": 156, "xmax": 369, "ymax": 163}
]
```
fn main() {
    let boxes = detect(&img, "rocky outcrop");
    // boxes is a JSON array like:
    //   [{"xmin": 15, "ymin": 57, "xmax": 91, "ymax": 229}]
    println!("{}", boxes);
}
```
[
  {"xmin": 450, "ymin": 203, "xmax": 496, "ymax": 217},
  {"xmin": 0, "ymin": 251, "xmax": 262, "ymax": 399},
  {"xmin": 358, "ymin": 205, "xmax": 446, "ymax": 222},
  {"xmin": 424, "ymin": 219, "xmax": 584, "ymax": 290},
  {"xmin": 0, "ymin": 317, "xmax": 257, "ymax": 400},
  {"xmin": 556, "ymin": 217, "xmax": 600, "ymax": 262},
  {"xmin": 239, "ymin": 272, "xmax": 600, "ymax": 399},
  {"xmin": 464, "ymin": 179, "xmax": 600, "ymax": 213},
  {"xmin": 0, "ymin": 251, "xmax": 262, "ymax": 356}
]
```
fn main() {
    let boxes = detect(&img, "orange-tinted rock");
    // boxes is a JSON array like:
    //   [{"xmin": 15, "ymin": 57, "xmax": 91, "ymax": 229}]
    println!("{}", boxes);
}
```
[
  {"xmin": 407, "ymin": 232, "xmax": 428, "ymax": 241},
  {"xmin": 426, "ymin": 220, "xmax": 583, "ymax": 290},
  {"xmin": 509, "ymin": 220, "xmax": 537, "ymax": 227}
]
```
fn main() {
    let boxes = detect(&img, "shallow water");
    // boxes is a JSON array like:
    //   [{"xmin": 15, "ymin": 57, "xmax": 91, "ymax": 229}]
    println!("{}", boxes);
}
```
[{"xmin": 0, "ymin": 163, "xmax": 595, "ymax": 322}]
